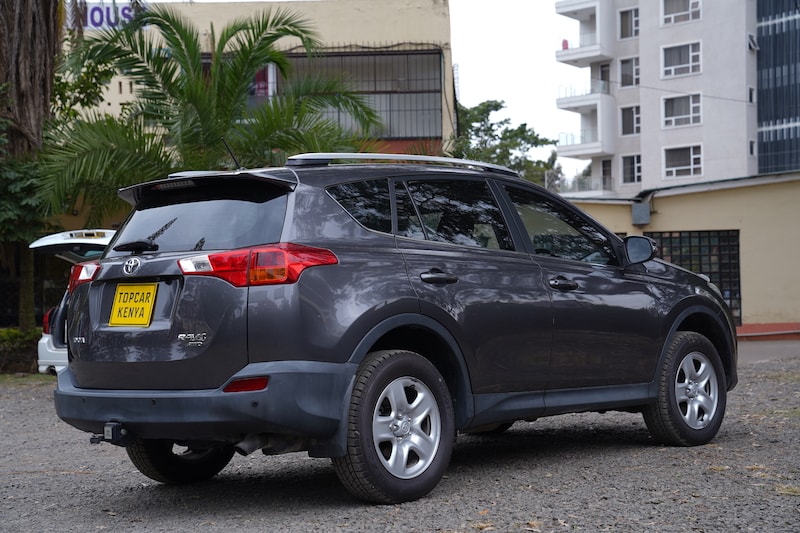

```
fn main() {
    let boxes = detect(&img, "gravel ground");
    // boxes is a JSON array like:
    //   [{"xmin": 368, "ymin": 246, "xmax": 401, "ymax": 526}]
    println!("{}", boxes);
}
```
[{"xmin": 1, "ymin": 344, "xmax": 798, "ymax": 533}]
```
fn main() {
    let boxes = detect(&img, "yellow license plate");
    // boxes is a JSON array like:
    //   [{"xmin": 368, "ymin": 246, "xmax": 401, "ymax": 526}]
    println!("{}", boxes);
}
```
[{"xmin": 109, "ymin": 283, "xmax": 157, "ymax": 327}]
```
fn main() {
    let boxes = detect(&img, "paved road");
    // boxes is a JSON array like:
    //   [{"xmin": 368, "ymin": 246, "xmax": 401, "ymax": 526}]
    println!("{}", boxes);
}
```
[
  {"xmin": 1, "ymin": 341, "xmax": 798, "ymax": 532},
  {"xmin": 738, "ymin": 339, "xmax": 800, "ymax": 363}
]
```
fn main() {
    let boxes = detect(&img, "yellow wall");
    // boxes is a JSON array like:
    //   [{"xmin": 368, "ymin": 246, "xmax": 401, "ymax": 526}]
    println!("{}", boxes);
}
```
[
  {"xmin": 572, "ymin": 178, "xmax": 800, "ymax": 325},
  {"xmin": 98, "ymin": 0, "xmax": 455, "ymax": 140}
]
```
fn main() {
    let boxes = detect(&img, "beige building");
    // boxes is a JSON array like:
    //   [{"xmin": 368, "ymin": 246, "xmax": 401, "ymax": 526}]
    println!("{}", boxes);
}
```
[
  {"xmin": 91, "ymin": 0, "xmax": 455, "ymax": 153},
  {"xmin": 568, "ymin": 174, "xmax": 800, "ymax": 334}
]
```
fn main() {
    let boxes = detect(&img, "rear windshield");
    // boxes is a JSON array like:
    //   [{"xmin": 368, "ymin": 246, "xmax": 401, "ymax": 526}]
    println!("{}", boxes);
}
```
[{"xmin": 106, "ymin": 179, "xmax": 287, "ymax": 257}]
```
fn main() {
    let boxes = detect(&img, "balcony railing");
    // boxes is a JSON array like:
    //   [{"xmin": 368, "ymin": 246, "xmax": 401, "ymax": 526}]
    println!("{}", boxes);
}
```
[
  {"xmin": 558, "ymin": 79, "xmax": 610, "ymax": 99},
  {"xmin": 558, "ymin": 130, "xmax": 598, "ymax": 146}
]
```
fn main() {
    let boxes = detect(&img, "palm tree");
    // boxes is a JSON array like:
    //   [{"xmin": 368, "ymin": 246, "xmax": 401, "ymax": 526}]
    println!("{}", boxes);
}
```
[{"xmin": 40, "ymin": 5, "xmax": 380, "ymax": 225}]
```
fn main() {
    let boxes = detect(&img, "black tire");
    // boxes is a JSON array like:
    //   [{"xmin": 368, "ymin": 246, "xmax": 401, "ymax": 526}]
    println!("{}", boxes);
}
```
[
  {"xmin": 643, "ymin": 332, "xmax": 727, "ymax": 446},
  {"xmin": 126, "ymin": 439, "xmax": 235, "ymax": 484},
  {"xmin": 332, "ymin": 350, "xmax": 455, "ymax": 504}
]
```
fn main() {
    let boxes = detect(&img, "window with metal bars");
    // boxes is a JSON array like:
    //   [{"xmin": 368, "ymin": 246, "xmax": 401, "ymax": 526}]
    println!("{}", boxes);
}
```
[
  {"xmin": 645, "ymin": 230, "xmax": 741, "ymax": 324},
  {"xmin": 282, "ymin": 50, "xmax": 443, "ymax": 139}
]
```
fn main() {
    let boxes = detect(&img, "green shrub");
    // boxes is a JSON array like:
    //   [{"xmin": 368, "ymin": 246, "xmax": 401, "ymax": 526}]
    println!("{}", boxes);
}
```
[{"xmin": 0, "ymin": 328, "xmax": 42, "ymax": 373}]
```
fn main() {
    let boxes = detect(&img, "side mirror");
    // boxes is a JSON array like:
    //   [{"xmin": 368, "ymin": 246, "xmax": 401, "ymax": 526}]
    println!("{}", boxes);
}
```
[{"xmin": 624, "ymin": 236, "xmax": 657, "ymax": 265}]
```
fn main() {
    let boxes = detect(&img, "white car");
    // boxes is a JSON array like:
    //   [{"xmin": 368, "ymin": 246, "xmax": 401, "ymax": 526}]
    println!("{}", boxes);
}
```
[{"xmin": 30, "ymin": 229, "xmax": 115, "ymax": 374}]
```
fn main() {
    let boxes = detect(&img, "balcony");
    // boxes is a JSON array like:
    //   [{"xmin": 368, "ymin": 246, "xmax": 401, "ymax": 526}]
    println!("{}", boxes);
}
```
[
  {"xmin": 555, "ymin": 33, "xmax": 612, "ymax": 68},
  {"xmin": 555, "ymin": 0, "xmax": 613, "ymax": 68},
  {"xmin": 556, "ymin": 80, "xmax": 610, "ymax": 112}
]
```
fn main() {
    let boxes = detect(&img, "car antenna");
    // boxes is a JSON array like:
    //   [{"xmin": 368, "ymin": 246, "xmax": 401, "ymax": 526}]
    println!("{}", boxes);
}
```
[{"xmin": 221, "ymin": 138, "xmax": 244, "ymax": 170}]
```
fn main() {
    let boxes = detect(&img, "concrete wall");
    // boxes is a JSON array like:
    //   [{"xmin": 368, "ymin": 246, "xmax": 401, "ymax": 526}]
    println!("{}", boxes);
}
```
[{"xmin": 572, "ymin": 176, "xmax": 800, "ymax": 326}]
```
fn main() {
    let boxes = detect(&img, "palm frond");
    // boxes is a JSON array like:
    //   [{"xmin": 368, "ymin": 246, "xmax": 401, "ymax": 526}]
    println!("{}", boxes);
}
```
[{"xmin": 39, "ymin": 115, "xmax": 173, "ymax": 224}]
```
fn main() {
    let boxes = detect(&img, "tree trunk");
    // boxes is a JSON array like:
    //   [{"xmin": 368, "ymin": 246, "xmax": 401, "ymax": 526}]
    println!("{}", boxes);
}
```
[
  {"xmin": 0, "ymin": 0, "xmax": 60, "ymax": 157},
  {"xmin": 0, "ymin": 1, "xmax": 60, "ymax": 347},
  {"xmin": 17, "ymin": 242, "xmax": 36, "ymax": 332}
]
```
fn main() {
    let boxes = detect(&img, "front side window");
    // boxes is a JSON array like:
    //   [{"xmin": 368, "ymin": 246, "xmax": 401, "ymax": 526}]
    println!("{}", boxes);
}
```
[
  {"xmin": 621, "ymin": 105, "xmax": 641, "ymax": 135},
  {"xmin": 621, "ymin": 57, "xmax": 640, "ymax": 87},
  {"xmin": 505, "ymin": 186, "xmax": 616, "ymax": 265},
  {"xmin": 664, "ymin": 94, "xmax": 701, "ymax": 127},
  {"xmin": 664, "ymin": 43, "xmax": 701, "ymax": 77},
  {"xmin": 620, "ymin": 8, "xmax": 639, "ymax": 39},
  {"xmin": 622, "ymin": 155, "xmax": 642, "ymax": 183},
  {"xmin": 663, "ymin": 0, "xmax": 701, "ymax": 25},
  {"xmin": 398, "ymin": 179, "xmax": 513, "ymax": 250},
  {"xmin": 665, "ymin": 146, "xmax": 702, "ymax": 177},
  {"xmin": 328, "ymin": 179, "xmax": 392, "ymax": 233}
]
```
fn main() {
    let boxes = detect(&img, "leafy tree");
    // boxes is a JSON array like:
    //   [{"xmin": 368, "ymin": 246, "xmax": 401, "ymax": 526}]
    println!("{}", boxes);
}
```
[
  {"xmin": 450, "ymin": 100, "xmax": 557, "ymax": 186},
  {"xmin": 1, "ymin": 1, "xmax": 62, "ymax": 334},
  {"xmin": 39, "ymin": 5, "xmax": 380, "ymax": 225}
]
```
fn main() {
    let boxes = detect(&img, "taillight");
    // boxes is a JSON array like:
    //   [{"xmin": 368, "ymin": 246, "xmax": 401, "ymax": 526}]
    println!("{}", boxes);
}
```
[
  {"xmin": 42, "ymin": 306, "xmax": 56, "ymax": 334},
  {"xmin": 68, "ymin": 261, "xmax": 101, "ymax": 293},
  {"xmin": 178, "ymin": 243, "xmax": 338, "ymax": 287},
  {"xmin": 223, "ymin": 376, "xmax": 269, "ymax": 393}
]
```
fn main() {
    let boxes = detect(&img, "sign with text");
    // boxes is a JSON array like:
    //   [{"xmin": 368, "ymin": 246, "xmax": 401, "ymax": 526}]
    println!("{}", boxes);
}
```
[{"xmin": 78, "ymin": 2, "xmax": 143, "ymax": 31}]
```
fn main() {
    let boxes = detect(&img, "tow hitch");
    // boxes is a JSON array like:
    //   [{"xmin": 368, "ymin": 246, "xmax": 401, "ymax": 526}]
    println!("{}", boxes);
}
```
[{"xmin": 90, "ymin": 421, "xmax": 134, "ymax": 447}]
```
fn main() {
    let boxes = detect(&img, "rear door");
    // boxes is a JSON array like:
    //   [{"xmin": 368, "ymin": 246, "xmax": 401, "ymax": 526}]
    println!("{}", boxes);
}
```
[
  {"xmin": 29, "ymin": 229, "xmax": 116, "ymax": 263},
  {"xmin": 395, "ymin": 177, "xmax": 552, "ymax": 394},
  {"xmin": 67, "ymin": 176, "xmax": 290, "ymax": 390},
  {"xmin": 30, "ymin": 229, "xmax": 116, "ymax": 355}
]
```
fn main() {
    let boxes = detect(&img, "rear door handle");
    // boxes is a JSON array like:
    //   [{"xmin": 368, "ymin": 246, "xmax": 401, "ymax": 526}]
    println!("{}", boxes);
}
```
[
  {"xmin": 420, "ymin": 269, "xmax": 459, "ymax": 285},
  {"xmin": 549, "ymin": 276, "xmax": 579, "ymax": 291}
]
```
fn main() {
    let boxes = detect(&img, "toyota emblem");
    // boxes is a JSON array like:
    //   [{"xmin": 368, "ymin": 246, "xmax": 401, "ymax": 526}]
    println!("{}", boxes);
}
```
[{"xmin": 122, "ymin": 257, "xmax": 141, "ymax": 276}]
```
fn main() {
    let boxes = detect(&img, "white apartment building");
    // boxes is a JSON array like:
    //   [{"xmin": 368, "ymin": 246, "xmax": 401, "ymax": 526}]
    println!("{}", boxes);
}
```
[{"xmin": 554, "ymin": 0, "xmax": 758, "ymax": 196}]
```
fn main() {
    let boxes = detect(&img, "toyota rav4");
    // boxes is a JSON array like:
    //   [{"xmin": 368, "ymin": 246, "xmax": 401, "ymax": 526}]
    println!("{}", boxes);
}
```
[{"xmin": 54, "ymin": 153, "xmax": 738, "ymax": 503}]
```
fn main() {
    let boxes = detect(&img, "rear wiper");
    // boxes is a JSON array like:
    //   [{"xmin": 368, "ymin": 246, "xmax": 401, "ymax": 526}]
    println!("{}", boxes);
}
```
[{"xmin": 113, "ymin": 240, "xmax": 159, "ymax": 253}]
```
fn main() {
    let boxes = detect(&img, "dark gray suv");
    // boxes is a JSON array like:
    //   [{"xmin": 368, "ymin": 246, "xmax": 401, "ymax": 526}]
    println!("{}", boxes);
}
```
[{"xmin": 55, "ymin": 153, "xmax": 738, "ymax": 503}]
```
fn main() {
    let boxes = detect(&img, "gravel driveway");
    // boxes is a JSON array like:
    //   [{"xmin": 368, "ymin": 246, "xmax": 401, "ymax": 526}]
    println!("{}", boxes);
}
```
[{"xmin": 1, "ymin": 342, "xmax": 798, "ymax": 532}]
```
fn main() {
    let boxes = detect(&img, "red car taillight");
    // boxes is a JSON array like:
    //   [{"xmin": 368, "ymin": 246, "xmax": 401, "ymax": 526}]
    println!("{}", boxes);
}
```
[
  {"xmin": 177, "ymin": 243, "xmax": 338, "ymax": 287},
  {"xmin": 42, "ymin": 306, "xmax": 56, "ymax": 334},
  {"xmin": 223, "ymin": 376, "xmax": 269, "ymax": 393},
  {"xmin": 68, "ymin": 261, "xmax": 101, "ymax": 293}
]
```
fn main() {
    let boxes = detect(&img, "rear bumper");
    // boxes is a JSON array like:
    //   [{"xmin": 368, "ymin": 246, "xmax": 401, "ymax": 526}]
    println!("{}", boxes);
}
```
[
  {"xmin": 37, "ymin": 334, "xmax": 67, "ymax": 374},
  {"xmin": 54, "ymin": 360, "xmax": 356, "ymax": 444}
]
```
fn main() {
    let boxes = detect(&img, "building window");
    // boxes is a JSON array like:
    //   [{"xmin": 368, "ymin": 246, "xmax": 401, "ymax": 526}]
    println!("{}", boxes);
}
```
[
  {"xmin": 645, "ymin": 230, "xmax": 741, "ymax": 325},
  {"xmin": 748, "ymin": 86, "xmax": 756, "ymax": 103},
  {"xmin": 601, "ymin": 159, "xmax": 612, "ymax": 190},
  {"xmin": 663, "ymin": 0, "xmax": 701, "ymax": 25},
  {"xmin": 664, "ymin": 94, "xmax": 701, "ymax": 127},
  {"xmin": 620, "ymin": 57, "xmax": 640, "ymax": 87},
  {"xmin": 622, "ymin": 154, "xmax": 642, "ymax": 183},
  {"xmin": 248, "ymin": 64, "xmax": 277, "ymax": 109},
  {"xmin": 284, "ymin": 49, "xmax": 443, "ymax": 139},
  {"xmin": 621, "ymin": 105, "xmax": 641, "ymax": 135},
  {"xmin": 749, "ymin": 140, "xmax": 757, "ymax": 157},
  {"xmin": 665, "ymin": 145, "xmax": 702, "ymax": 177},
  {"xmin": 620, "ymin": 8, "xmax": 639, "ymax": 39},
  {"xmin": 663, "ymin": 43, "xmax": 701, "ymax": 77},
  {"xmin": 747, "ymin": 33, "xmax": 759, "ymax": 51}
]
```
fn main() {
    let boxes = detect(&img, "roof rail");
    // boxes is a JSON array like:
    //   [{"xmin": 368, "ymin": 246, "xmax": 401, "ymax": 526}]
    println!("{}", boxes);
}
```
[{"xmin": 286, "ymin": 152, "xmax": 518, "ymax": 176}]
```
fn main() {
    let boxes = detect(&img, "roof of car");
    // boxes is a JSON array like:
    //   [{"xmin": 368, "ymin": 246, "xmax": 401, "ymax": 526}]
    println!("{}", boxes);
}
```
[
  {"xmin": 285, "ymin": 152, "xmax": 518, "ymax": 176},
  {"xmin": 120, "ymin": 153, "xmax": 530, "ymax": 204}
]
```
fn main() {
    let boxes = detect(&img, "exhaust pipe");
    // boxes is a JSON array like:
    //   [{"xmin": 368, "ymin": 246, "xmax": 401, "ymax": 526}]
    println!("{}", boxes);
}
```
[
  {"xmin": 234, "ymin": 434, "xmax": 270, "ymax": 456},
  {"xmin": 234, "ymin": 434, "xmax": 310, "ymax": 456}
]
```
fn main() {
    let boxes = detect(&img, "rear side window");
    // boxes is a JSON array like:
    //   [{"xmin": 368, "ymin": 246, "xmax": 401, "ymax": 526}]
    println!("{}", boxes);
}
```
[
  {"xmin": 398, "ymin": 179, "xmax": 514, "ymax": 250},
  {"xmin": 328, "ymin": 179, "xmax": 392, "ymax": 233},
  {"xmin": 106, "ymin": 180, "xmax": 287, "ymax": 256}
]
